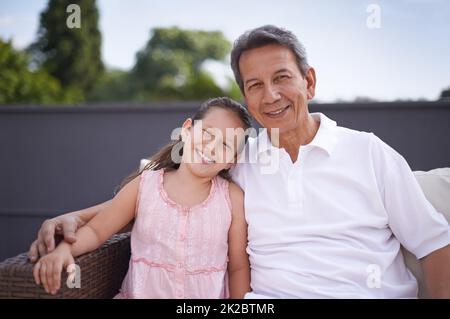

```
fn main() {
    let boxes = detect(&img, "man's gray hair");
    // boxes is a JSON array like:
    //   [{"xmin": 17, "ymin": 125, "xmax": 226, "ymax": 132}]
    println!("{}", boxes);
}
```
[{"xmin": 230, "ymin": 25, "xmax": 310, "ymax": 94}]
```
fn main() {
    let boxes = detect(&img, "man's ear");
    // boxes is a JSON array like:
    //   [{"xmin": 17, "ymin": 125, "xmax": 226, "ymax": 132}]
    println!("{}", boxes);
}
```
[
  {"xmin": 305, "ymin": 67, "xmax": 317, "ymax": 100},
  {"xmin": 181, "ymin": 118, "xmax": 193, "ymax": 142}
]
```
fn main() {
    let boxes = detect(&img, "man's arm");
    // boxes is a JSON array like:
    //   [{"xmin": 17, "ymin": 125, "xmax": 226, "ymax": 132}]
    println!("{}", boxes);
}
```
[
  {"xmin": 370, "ymin": 136, "xmax": 450, "ymax": 297},
  {"xmin": 420, "ymin": 244, "xmax": 450, "ymax": 298},
  {"xmin": 28, "ymin": 199, "xmax": 112, "ymax": 262}
]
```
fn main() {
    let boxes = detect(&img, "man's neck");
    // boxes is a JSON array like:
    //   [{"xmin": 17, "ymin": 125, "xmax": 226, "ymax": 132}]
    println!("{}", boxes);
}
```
[{"xmin": 269, "ymin": 113, "xmax": 319, "ymax": 163}]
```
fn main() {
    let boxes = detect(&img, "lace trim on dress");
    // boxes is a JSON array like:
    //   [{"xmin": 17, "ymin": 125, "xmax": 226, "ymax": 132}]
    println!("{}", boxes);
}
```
[
  {"xmin": 131, "ymin": 256, "xmax": 227, "ymax": 274},
  {"xmin": 158, "ymin": 168, "xmax": 217, "ymax": 212}
]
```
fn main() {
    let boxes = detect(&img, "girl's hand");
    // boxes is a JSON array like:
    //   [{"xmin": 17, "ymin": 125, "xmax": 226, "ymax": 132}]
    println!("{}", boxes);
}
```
[{"xmin": 33, "ymin": 242, "xmax": 75, "ymax": 295}]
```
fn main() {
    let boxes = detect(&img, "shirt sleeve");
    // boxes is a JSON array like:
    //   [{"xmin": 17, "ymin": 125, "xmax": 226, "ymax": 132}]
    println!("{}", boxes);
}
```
[{"xmin": 372, "ymin": 134, "xmax": 450, "ymax": 259}]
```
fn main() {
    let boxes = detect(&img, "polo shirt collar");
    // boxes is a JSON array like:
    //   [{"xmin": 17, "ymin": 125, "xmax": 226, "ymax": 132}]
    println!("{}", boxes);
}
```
[{"xmin": 256, "ymin": 112, "xmax": 338, "ymax": 157}]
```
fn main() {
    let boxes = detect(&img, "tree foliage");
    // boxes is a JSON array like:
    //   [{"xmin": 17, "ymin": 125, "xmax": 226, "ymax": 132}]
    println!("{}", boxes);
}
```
[
  {"xmin": 440, "ymin": 87, "xmax": 450, "ymax": 100},
  {"xmin": 28, "ymin": 0, "xmax": 103, "ymax": 93},
  {"xmin": 0, "ymin": 39, "xmax": 80, "ymax": 104},
  {"xmin": 129, "ymin": 27, "xmax": 235, "ymax": 101},
  {"xmin": 2, "ymin": 0, "xmax": 242, "ymax": 105}
]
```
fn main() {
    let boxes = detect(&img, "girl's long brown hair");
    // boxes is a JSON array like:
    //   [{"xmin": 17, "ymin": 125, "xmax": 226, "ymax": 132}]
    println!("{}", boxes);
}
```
[{"xmin": 115, "ymin": 97, "xmax": 252, "ymax": 193}]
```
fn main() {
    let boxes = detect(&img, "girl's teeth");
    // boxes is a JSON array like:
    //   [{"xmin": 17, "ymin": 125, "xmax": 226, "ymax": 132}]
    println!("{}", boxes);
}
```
[{"xmin": 197, "ymin": 149, "xmax": 214, "ymax": 163}]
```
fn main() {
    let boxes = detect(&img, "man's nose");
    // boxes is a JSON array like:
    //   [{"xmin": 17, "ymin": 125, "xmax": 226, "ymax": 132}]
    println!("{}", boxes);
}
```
[{"xmin": 262, "ymin": 84, "xmax": 281, "ymax": 104}]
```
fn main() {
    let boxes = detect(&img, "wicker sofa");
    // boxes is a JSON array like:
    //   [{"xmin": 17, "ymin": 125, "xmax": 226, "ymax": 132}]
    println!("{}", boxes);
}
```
[
  {"xmin": 0, "ymin": 168, "xmax": 449, "ymax": 299},
  {"xmin": 0, "ymin": 232, "xmax": 131, "ymax": 298}
]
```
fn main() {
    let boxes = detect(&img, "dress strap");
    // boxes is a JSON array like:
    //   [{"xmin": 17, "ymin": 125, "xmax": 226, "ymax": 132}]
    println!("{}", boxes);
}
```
[{"xmin": 215, "ymin": 176, "xmax": 232, "ymax": 212}]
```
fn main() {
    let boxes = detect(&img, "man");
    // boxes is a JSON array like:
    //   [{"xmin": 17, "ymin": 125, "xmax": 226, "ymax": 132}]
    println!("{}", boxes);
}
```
[{"xmin": 28, "ymin": 25, "xmax": 450, "ymax": 298}]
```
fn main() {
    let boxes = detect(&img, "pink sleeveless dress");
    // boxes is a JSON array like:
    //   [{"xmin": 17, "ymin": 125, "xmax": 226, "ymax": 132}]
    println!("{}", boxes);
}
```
[{"xmin": 115, "ymin": 168, "xmax": 232, "ymax": 299}]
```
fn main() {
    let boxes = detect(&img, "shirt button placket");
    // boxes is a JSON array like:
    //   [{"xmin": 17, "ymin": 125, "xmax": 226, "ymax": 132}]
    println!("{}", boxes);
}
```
[
  {"xmin": 297, "ymin": 164, "xmax": 304, "ymax": 209},
  {"xmin": 175, "ymin": 207, "xmax": 189, "ymax": 298},
  {"xmin": 288, "ymin": 150, "xmax": 305, "ymax": 209},
  {"xmin": 287, "ymin": 169, "xmax": 297, "ymax": 203}
]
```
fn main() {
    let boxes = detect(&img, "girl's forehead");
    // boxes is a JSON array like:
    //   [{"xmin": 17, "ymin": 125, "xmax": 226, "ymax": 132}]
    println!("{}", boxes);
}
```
[{"xmin": 198, "ymin": 107, "xmax": 244, "ymax": 129}]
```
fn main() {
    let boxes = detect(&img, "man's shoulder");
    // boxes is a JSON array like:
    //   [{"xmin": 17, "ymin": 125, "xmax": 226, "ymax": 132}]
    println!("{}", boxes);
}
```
[
  {"xmin": 341, "ymin": 127, "xmax": 408, "ymax": 172},
  {"xmin": 334, "ymin": 124, "xmax": 374, "ymax": 143},
  {"xmin": 332, "ymin": 125, "xmax": 406, "ymax": 165},
  {"xmin": 331, "ymin": 125, "xmax": 378, "ymax": 155},
  {"xmin": 229, "ymin": 136, "xmax": 261, "ymax": 189}
]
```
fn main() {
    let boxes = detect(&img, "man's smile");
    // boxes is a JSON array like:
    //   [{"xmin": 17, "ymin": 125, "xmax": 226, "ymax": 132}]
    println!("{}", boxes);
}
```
[{"xmin": 264, "ymin": 104, "xmax": 291, "ymax": 118}]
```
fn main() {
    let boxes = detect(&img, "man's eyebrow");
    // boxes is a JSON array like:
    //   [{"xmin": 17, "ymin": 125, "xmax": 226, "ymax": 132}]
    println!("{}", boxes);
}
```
[
  {"xmin": 244, "ymin": 78, "xmax": 259, "ymax": 86},
  {"xmin": 244, "ymin": 69, "xmax": 292, "ymax": 86},
  {"xmin": 273, "ymin": 68, "xmax": 291, "ymax": 75}
]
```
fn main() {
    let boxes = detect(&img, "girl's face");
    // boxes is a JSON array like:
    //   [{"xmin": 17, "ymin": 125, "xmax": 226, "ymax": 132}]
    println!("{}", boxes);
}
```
[{"xmin": 181, "ymin": 107, "xmax": 247, "ymax": 178}]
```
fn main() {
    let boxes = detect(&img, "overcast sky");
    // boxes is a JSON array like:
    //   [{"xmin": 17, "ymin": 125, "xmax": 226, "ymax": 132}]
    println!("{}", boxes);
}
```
[{"xmin": 1, "ymin": 0, "xmax": 449, "ymax": 102}]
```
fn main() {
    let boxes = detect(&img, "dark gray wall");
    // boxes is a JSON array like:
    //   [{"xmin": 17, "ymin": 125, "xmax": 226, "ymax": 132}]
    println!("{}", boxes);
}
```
[{"xmin": 1, "ymin": 101, "xmax": 449, "ymax": 261}]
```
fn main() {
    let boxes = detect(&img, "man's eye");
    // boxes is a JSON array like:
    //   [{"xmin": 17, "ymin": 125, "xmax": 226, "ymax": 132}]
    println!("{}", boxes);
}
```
[
  {"xmin": 248, "ymin": 83, "xmax": 261, "ymax": 91},
  {"xmin": 275, "ymin": 75, "xmax": 289, "ymax": 82}
]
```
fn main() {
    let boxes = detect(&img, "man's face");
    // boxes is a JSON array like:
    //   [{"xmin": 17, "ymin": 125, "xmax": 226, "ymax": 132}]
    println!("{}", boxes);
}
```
[{"xmin": 239, "ymin": 44, "xmax": 316, "ymax": 134}]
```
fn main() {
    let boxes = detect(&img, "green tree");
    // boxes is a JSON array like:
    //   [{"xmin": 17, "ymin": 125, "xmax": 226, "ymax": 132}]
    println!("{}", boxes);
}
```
[
  {"xmin": 0, "ymin": 39, "xmax": 80, "ymax": 104},
  {"xmin": 86, "ymin": 69, "xmax": 131, "ymax": 102},
  {"xmin": 440, "ymin": 87, "xmax": 450, "ymax": 100},
  {"xmin": 29, "ymin": 0, "xmax": 103, "ymax": 94},
  {"xmin": 130, "ymin": 27, "xmax": 232, "ymax": 101},
  {"xmin": 226, "ymin": 77, "xmax": 244, "ymax": 101}
]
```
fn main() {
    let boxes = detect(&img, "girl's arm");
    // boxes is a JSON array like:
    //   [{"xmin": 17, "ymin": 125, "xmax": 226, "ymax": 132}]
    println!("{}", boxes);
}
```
[
  {"xmin": 227, "ymin": 182, "xmax": 251, "ymax": 299},
  {"xmin": 67, "ymin": 175, "xmax": 141, "ymax": 257},
  {"xmin": 33, "ymin": 175, "xmax": 141, "ymax": 294}
]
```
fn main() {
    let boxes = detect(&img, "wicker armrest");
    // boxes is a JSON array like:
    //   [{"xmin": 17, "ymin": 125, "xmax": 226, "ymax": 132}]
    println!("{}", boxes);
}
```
[{"xmin": 0, "ymin": 232, "xmax": 131, "ymax": 299}]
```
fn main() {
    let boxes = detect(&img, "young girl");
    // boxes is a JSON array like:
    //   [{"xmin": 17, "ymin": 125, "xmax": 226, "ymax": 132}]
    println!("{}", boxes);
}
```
[{"xmin": 33, "ymin": 97, "xmax": 252, "ymax": 299}]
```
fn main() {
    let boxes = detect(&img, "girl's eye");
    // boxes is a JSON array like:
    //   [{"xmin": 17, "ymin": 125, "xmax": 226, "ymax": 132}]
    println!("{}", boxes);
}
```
[{"xmin": 202, "ymin": 130, "xmax": 213, "ymax": 140}]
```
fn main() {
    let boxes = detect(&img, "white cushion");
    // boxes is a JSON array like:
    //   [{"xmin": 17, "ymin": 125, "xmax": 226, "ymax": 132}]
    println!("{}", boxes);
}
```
[
  {"xmin": 414, "ymin": 168, "xmax": 450, "ymax": 221},
  {"xmin": 140, "ymin": 159, "xmax": 151, "ymax": 171}
]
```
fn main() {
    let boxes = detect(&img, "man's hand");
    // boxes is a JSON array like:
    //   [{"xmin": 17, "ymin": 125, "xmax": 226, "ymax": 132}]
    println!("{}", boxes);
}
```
[{"xmin": 28, "ymin": 213, "xmax": 85, "ymax": 263}]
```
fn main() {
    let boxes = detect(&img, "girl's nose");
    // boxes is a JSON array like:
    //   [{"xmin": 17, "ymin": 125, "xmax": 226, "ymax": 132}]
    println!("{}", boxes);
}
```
[{"xmin": 203, "ymin": 142, "xmax": 215, "ymax": 156}]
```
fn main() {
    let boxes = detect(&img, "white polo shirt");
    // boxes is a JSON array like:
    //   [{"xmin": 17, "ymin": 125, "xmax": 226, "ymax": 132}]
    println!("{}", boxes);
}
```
[{"xmin": 230, "ymin": 113, "xmax": 450, "ymax": 298}]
